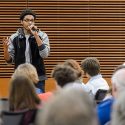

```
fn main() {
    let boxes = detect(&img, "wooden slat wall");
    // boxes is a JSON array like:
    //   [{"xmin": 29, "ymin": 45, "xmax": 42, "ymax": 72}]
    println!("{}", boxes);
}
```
[{"xmin": 0, "ymin": 0, "xmax": 125, "ymax": 79}]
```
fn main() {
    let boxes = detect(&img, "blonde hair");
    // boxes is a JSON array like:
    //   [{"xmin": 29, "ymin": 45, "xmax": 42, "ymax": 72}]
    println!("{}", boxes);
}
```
[{"xmin": 12, "ymin": 63, "xmax": 39, "ymax": 84}]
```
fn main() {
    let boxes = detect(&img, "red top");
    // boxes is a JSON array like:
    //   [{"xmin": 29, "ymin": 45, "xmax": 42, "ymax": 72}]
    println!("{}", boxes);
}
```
[{"xmin": 38, "ymin": 92, "xmax": 53, "ymax": 102}]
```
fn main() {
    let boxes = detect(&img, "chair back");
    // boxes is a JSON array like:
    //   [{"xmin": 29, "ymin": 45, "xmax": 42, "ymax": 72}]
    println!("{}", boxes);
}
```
[
  {"xmin": 1, "ymin": 109, "xmax": 38, "ymax": 125},
  {"xmin": 23, "ymin": 109, "xmax": 38, "ymax": 125},
  {"xmin": 1, "ymin": 110, "xmax": 28, "ymax": 125},
  {"xmin": 0, "ymin": 98, "xmax": 9, "ymax": 111},
  {"xmin": 95, "ymin": 89, "xmax": 108, "ymax": 104}
]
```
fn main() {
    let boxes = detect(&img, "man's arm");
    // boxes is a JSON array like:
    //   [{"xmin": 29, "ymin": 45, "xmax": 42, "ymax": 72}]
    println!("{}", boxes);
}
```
[
  {"xmin": 29, "ymin": 26, "xmax": 50, "ymax": 58},
  {"xmin": 28, "ymin": 25, "xmax": 50, "ymax": 58},
  {"xmin": 2, "ymin": 37, "xmax": 12, "ymax": 63},
  {"xmin": 37, "ymin": 32, "xmax": 50, "ymax": 58}
]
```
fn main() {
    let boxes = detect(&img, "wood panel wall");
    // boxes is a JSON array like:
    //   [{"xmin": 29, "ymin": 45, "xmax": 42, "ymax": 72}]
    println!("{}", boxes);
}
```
[{"xmin": 0, "ymin": 0, "xmax": 125, "ymax": 80}]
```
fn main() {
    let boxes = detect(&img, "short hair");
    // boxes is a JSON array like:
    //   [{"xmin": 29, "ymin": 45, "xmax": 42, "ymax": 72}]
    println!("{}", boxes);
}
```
[
  {"xmin": 111, "ymin": 92, "xmax": 125, "ymax": 125},
  {"xmin": 20, "ymin": 8, "xmax": 36, "ymax": 20},
  {"xmin": 36, "ymin": 88, "xmax": 97, "ymax": 125},
  {"xmin": 12, "ymin": 63, "xmax": 39, "ymax": 84},
  {"xmin": 111, "ymin": 67, "xmax": 125, "ymax": 92},
  {"xmin": 113, "ymin": 65, "xmax": 125, "ymax": 73},
  {"xmin": 81, "ymin": 57, "xmax": 100, "ymax": 76},
  {"xmin": 64, "ymin": 59, "xmax": 83, "ymax": 79},
  {"xmin": 51, "ymin": 64, "xmax": 78, "ymax": 87},
  {"xmin": 9, "ymin": 75, "xmax": 41, "ymax": 111}
]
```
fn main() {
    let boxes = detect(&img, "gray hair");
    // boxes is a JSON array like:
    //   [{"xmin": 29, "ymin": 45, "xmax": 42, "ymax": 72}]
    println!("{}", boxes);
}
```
[
  {"xmin": 112, "ymin": 68, "xmax": 125, "ymax": 92},
  {"xmin": 111, "ymin": 92, "xmax": 125, "ymax": 125},
  {"xmin": 35, "ymin": 88, "xmax": 98, "ymax": 125}
]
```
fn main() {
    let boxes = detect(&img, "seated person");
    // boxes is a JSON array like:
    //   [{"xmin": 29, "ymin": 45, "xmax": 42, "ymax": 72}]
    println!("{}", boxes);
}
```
[
  {"xmin": 35, "ymin": 88, "xmax": 98, "ymax": 125},
  {"xmin": 96, "ymin": 89, "xmax": 113, "ymax": 125},
  {"xmin": 63, "ymin": 59, "xmax": 91, "ymax": 92},
  {"xmin": 111, "ymin": 92, "xmax": 125, "ymax": 125},
  {"xmin": 81, "ymin": 57, "xmax": 109, "ymax": 95},
  {"xmin": 9, "ymin": 75, "xmax": 42, "ymax": 110},
  {"xmin": 9, "ymin": 75, "xmax": 42, "ymax": 125},
  {"xmin": 51, "ymin": 64, "xmax": 79, "ymax": 89},
  {"xmin": 12, "ymin": 63, "xmax": 42, "ymax": 94}
]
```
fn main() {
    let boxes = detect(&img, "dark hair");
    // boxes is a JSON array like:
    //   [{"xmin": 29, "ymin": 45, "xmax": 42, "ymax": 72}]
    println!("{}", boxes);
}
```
[
  {"xmin": 81, "ymin": 57, "xmax": 100, "ymax": 76},
  {"xmin": 20, "ymin": 8, "xmax": 36, "ymax": 20},
  {"xmin": 51, "ymin": 64, "xmax": 77, "ymax": 87}
]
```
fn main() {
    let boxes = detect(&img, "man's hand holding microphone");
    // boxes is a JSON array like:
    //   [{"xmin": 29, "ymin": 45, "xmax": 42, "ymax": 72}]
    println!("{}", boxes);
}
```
[
  {"xmin": 28, "ymin": 25, "xmax": 43, "ymax": 46},
  {"xmin": 28, "ymin": 24, "xmax": 39, "ymax": 36}
]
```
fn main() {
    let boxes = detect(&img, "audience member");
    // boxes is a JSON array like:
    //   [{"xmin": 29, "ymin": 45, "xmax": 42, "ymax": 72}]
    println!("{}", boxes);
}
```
[
  {"xmin": 97, "ymin": 65, "xmax": 125, "ymax": 125},
  {"xmin": 9, "ymin": 75, "xmax": 42, "ymax": 125},
  {"xmin": 63, "ymin": 59, "xmax": 91, "ymax": 92},
  {"xmin": 96, "ymin": 89, "xmax": 113, "ymax": 125},
  {"xmin": 9, "ymin": 75, "xmax": 41, "ymax": 111},
  {"xmin": 51, "ymin": 64, "xmax": 78, "ymax": 89},
  {"xmin": 35, "ymin": 88, "xmax": 98, "ymax": 125},
  {"xmin": 39, "ymin": 63, "xmax": 82, "ymax": 103},
  {"xmin": 111, "ymin": 92, "xmax": 125, "ymax": 125},
  {"xmin": 111, "ymin": 65, "xmax": 125, "ymax": 98},
  {"xmin": 12, "ymin": 63, "xmax": 42, "ymax": 94},
  {"xmin": 81, "ymin": 57, "xmax": 109, "ymax": 95},
  {"xmin": 12, "ymin": 63, "xmax": 53, "ymax": 103}
]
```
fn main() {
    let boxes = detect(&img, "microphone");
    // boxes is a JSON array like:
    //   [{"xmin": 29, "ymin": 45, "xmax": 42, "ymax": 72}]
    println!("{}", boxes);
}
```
[
  {"xmin": 31, "ymin": 27, "xmax": 39, "ymax": 32},
  {"xmin": 29, "ymin": 25, "xmax": 39, "ymax": 32}
]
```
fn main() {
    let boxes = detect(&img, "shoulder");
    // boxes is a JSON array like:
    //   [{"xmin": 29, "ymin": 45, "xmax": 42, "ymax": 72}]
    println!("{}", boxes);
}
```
[
  {"xmin": 97, "ymin": 98, "xmax": 113, "ymax": 109},
  {"xmin": 10, "ymin": 32, "xmax": 18, "ymax": 41}
]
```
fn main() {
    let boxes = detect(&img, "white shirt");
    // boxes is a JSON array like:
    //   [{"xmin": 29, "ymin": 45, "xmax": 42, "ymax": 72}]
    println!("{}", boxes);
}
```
[
  {"xmin": 86, "ymin": 74, "xmax": 109, "ymax": 95},
  {"xmin": 25, "ymin": 35, "xmax": 30, "ymax": 63},
  {"xmin": 64, "ymin": 80, "xmax": 90, "ymax": 93}
]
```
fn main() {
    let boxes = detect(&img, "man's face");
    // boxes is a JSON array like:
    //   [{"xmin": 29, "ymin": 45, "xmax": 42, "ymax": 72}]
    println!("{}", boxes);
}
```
[{"xmin": 21, "ymin": 15, "xmax": 35, "ymax": 31}]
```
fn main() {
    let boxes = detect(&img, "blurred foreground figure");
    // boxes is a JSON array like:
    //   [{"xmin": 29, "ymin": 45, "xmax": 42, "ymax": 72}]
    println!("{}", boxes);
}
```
[{"xmin": 35, "ymin": 88, "xmax": 98, "ymax": 125}]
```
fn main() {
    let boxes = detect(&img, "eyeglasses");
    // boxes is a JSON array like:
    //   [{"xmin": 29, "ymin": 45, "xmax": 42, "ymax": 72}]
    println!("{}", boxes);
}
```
[{"xmin": 23, "ymin": 19, "xmax": 35, "ymax": 23}]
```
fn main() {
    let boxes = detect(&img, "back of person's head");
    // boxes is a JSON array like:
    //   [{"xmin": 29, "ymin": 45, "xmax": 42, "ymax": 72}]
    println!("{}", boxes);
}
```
[
  {"xmin": 81, "ymin": 57, "xmax": 100, "ymax": 76},
  {"xmin": 20, "ymin": 8, "xmax": 36, "ymax": 20},
  {"xmin": 64, "ymin": 59, "xmax": 83, "ymax": 80},
  {"xmin": 12, "ymin": 63, "xmax": 39, "ymax": 84},
  {"xmin": 9, "ymin": 75, "xmax": 40, "ymax": 111},
  {"xmin": 51, "ymin": 64, "xmax": 78, "ymax": 87},
  {"xmin": 111, "ymin": 92, "xmax": 125, "ymax": 125},
  {"xmin": 111, "ymin": 66, "xmax": 125, "ymax": 97},
  {"xmin": 113, "ymin": 65, "xmax": 125, "ymax": 73},
  {"xmin": 36, "ymin": 88, "xmax": 98, "ymax": 125}
]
